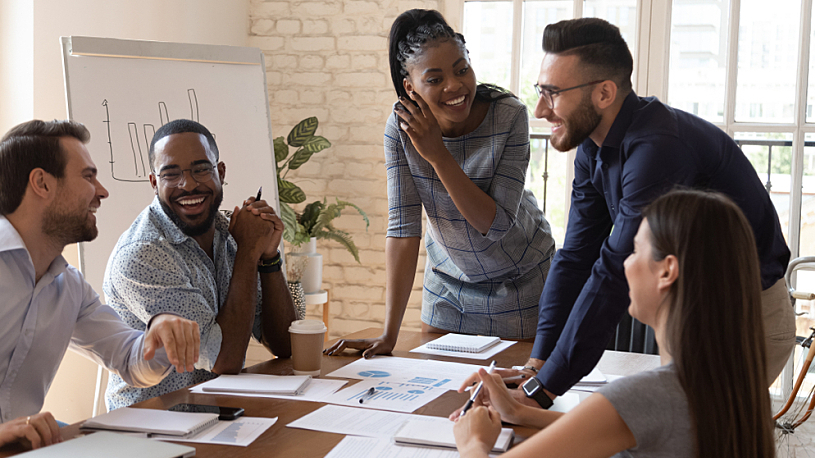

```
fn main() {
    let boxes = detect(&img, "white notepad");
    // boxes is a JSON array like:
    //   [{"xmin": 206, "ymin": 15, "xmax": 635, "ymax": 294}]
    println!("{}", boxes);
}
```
[
  {"xmin": 199, "ymin": 373, "xmax": 312, "ymax": 395},
  {"xmin": 425, "ymin": 334, "xmax": 501, "ymax": 353},
  {"xmin": 81, "ymin": 407, "xmax": 219, "ymax": 438},
  {"xmin": 393, "ymin": 417, "xmax": 514, "ymax": 452}
]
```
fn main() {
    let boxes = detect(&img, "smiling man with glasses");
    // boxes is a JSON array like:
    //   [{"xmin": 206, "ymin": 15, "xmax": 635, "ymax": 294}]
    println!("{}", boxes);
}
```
[
  {"xmin": 102, "ymin": 119, "xmax": 297, "ymax": 410},
  {"xmin": 470, "ymin": 18, "xmax": 796, "ymax": 412}
]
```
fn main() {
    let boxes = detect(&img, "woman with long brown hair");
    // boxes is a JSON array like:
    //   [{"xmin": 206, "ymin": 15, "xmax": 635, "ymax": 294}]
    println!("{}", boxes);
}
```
[{"xmin": 453, "ymin": 189, "xmax": 775, "ymax": 458}]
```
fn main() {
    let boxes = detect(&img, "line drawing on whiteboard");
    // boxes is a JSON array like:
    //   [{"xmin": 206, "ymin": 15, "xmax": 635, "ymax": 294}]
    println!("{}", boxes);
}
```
[{"xmin": 102, "ymin": 88, "xmax": 202, "ymax": 182}]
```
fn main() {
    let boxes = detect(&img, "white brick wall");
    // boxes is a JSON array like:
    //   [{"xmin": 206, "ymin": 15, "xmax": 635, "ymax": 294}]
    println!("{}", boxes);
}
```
[{"xmin": 251, "ymin": 0, "xmax": 441, "ymax": 340}]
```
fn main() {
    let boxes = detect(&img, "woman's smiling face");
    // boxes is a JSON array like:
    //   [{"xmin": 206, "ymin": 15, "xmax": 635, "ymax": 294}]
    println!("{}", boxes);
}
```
[{"xmin": 402, "ymin": 39, "xmax": 478, "ymax": 134}]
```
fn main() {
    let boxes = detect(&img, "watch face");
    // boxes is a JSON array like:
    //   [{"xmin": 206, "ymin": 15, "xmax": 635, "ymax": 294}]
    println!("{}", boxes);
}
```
[{"xmin": 522, "ymin": 377, "xmax": 540, "ymax": 396}]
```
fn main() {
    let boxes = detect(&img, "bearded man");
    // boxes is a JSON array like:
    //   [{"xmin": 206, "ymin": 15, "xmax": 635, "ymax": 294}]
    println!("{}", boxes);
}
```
[
  {"xmin": 103, "ymin": 119, "xmax": 296, "ymax": 409},
  {"xmin": 483, "ymin": 18, "xmax": 795, "ymax": 410}
]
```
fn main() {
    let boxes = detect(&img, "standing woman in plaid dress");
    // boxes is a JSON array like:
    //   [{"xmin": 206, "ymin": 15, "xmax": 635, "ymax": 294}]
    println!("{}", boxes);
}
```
[{"xmin": 326, "ymin": 9, "xmax": 556, "ymax": 357}]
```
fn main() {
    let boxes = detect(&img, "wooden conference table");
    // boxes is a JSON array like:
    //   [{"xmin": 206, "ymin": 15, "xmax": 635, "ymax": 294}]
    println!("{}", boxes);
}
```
[{"xmin": 1, "ymin": 328, "xmax": 660, "ymax": 457}]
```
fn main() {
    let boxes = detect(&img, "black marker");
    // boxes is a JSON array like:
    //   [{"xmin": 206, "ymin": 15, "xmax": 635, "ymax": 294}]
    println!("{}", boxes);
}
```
[
  {"xmin": 359, "ymin": 387, "xmax": 376, "ymax": 404},
  {"xmin": 255, "ymin": 186, "xmax": 263, "ymax": 201}
]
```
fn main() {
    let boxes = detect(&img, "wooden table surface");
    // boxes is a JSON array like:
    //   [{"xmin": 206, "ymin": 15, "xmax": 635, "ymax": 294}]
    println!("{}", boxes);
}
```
[{"xmin": 0, "ymin": 328, "xmax": 660, "ymax": 457}]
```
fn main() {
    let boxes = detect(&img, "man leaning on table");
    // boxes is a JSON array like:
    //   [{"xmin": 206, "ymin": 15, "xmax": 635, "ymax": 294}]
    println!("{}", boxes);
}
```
[
  {"xmin": 103, "ymin": 119, "xmax": 297, "ymax": 410},
  {"xmin": 0, "ymin": 119, "xmax": 200, "ymax": 450},
  {"xmin": 459, "ymin": 18, "xmax": 795, "ymax": 410}
]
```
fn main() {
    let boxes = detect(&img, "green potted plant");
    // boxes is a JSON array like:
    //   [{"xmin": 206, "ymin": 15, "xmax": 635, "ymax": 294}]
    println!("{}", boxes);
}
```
[{"xmin": 275, "ymin": 117, "xmax": 368, "ymax": 293}]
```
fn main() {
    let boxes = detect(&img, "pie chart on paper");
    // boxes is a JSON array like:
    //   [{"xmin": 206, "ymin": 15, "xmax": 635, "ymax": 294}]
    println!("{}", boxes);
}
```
[{"xmin": 357, "ymin": 371, "xmax": 390, "ymax": 378}]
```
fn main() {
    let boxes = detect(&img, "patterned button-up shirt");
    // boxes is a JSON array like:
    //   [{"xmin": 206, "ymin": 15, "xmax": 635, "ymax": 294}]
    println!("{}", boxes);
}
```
[{"xmin": 103, "ymin": 198, "xmax": 262, "ymax": 410}]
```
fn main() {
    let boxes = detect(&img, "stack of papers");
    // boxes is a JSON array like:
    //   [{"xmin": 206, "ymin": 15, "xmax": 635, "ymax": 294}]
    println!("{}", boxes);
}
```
[{"xmin": 199, "ymin": 373, "xmax": 311, "ymax": 395}]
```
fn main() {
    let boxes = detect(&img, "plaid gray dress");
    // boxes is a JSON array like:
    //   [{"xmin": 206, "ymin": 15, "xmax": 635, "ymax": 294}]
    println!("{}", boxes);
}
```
[{"xmin": 384, "ymin": 96, "xmax": 555, "ymax": 339}]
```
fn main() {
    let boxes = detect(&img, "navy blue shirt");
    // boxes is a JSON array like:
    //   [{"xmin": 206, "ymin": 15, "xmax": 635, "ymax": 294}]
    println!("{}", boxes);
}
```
[{"xmin": 531, "ymin": 92, "xmax": 790, "ymax": 395}]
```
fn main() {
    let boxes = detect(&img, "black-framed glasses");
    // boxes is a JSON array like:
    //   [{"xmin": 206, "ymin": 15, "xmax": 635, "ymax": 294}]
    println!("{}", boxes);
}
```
[
  {"xmin": 156, "ymin": 163, "xmax": 216, "ymax": 188},
  {"xmin": 533, "ymin": 80, "xmax": 605, "ymax": 107}
]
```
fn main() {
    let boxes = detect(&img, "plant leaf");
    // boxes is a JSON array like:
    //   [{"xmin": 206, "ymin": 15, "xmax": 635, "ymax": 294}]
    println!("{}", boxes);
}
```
[
  {"xmin": 287, "ymin": 148, "xmax": 315, "ymax": 170},
  {"xmin": 303, "ymin": 135, "xmax": 331, "ymax": 153},
  {"xmin": 317, "ymin": 229, "xmax": 361, "ymax": 263},
  {"xmin": 312, "ymin": 199, "xmax": 370, "ymax": 234},
  {"xmin": 274, "ymin": 136, "xmax": 289, "ymax": 163},
  {"xmin": 277, "ymin": 177, "xmax": 306, "ymax": 204},
  {"xmin": 280, "ymin": 203, "xmax": 297, "ymax": 244},
  {"xmin": 288, "ymin": 117, "xmax": 318, "ymax": 147}
]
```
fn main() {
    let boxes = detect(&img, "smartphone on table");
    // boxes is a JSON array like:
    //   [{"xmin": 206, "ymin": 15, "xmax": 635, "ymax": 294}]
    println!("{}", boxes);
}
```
[{"xmin": 168, "ymin": 403, "xmax": 244, "ymax": 421}]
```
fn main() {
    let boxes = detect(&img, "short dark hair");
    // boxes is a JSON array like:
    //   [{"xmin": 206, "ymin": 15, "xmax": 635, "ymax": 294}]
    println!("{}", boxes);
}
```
[
  {"xmin": 0, "ymin": 119, "xmax": 89, "ymax": 215},
  {"xmin": 542, "ymin": 18, "xmax": 633, "ymax": 94},
  {"xmin": 148, "ymin": 119, "xmax": 219, "ymax": 171}
]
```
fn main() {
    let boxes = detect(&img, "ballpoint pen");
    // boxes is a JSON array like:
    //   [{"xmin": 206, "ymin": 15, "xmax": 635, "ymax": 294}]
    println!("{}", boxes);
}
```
[
  {"xmin": 359, "ymin": 387, "xmax": 377, "ymax": 404},
  {"xmin": 460, "ymin": 360, "xmax": 496, "ymax": 416}
]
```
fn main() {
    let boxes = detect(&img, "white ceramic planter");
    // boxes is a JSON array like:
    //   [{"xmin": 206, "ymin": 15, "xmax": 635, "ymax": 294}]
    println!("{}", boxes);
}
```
[{"xmin": 288, "ymin": 237, "xmax": 323, "ymax": 294}]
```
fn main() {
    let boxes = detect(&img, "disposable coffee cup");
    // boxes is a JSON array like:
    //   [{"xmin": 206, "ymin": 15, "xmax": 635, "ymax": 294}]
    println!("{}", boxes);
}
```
[{"xmin": 289, "ymin": 319, "xmax": 327, "ymax": 376}]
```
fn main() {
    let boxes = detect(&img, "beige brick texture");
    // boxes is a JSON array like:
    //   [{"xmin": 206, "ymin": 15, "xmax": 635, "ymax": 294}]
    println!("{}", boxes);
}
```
[{"xmin": 252, "ymin": 0, "xmax": 440, "ymax": 340}]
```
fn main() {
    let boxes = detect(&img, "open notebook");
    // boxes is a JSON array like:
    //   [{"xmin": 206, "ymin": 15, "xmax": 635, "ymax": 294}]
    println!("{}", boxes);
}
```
[
  {"xmin": 394, "ymin": 417, "xmax": 514, "ymax": 452},
  {"xmin": 82, "ymin": 407, "xmax": 218, "ymax": 438},
  {"xmin": 425, "ymin": 334, "xmax": 501, "ymax": 353}
]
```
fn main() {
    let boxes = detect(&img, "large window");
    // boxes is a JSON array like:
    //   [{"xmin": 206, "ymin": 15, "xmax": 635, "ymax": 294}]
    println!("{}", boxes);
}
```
[{"xmin": 461, "ymin": 0, "xmax": 639, "ymax": 246}]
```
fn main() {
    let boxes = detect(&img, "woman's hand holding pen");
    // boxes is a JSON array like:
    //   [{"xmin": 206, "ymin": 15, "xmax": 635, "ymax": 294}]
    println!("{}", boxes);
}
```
[
  {"xmin": 450, "ymin": 368, "xmax": 526, "ymax": 425},
  {"xmin": 394, "ymin": 92, "xmax": 448, "ymax": 165},
  {"xmin": 453, "ymin": 405, "xmax": 501, "ymax": 458}
]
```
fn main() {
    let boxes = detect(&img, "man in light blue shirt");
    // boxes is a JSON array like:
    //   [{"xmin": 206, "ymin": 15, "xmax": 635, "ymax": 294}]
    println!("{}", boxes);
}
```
[
  {"xmin": 0, "ymin": 119, "xmax": 201, "ymax": 451},
  {"xmin": 104, "ymin": 119, "xmax": 296, "ymax": 409}
]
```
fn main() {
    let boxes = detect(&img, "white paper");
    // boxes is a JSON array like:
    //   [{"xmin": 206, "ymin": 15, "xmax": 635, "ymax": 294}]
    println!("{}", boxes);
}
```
[
  {"xmin": 571, "ymin": 374, "xmax": 624, "ymax": 392},
  {"xmin": 327, "ymin": 356, "xmax": 487, "ymax": 390},
  {"xmin": 394, "ymin": 416, "xmax": 514, "ymax": 452},
  {"xmin": 161, "ymin": 416, "xmax": 276, "ymax": 447},
  {"xmin": 574, "ymin": 367, "xmax": 607, "ymax": 386},
  {"xmin": 322, "ymin": 379, "xmax": 447, "ymax": 413},
  {"xmin": 551, "ymin": 392, "xmax": 581, "ymax": 412},
  {"xmin": 409, "ymin": 340, "xmax": 516, "ymax": 360},
  {"xmin": 190, "ymin": 378, "xmax": 347, "ymax": 402},
  {"xmin": 325, "ymin": 436, "xmax": 461, "ymax": 458},
  {"xmin": 287, "ymin": 405, "xmax": 442, "ymax": 439}
]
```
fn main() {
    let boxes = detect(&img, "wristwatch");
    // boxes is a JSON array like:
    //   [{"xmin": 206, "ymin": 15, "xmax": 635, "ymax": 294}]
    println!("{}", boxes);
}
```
[
  {"xmin": 258, "ymin": 251, "xmax": 282, "ymax": 273},
  {"xmin": 522, "ymin": 377, "xmax": 553, "ymax": 409}
]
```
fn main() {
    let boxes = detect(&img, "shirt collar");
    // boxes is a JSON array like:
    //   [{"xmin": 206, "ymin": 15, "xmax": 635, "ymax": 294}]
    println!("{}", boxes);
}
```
[
  {"xmin": 579, "ymin": 90, "xmax": 639, "ymax": 155},
  {"xmin": 148, "ymin": 196, "xmax": 230, "ymax": 245},
  {"xmin": 0, "ymin": 216, "xmax": 69, "ymax": 278}
]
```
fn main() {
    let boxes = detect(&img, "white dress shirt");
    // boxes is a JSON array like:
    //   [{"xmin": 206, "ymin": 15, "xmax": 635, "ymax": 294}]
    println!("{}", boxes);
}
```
[{"xmin": 0, "ymin": 216, "xmax": 172, "ymax": 421}]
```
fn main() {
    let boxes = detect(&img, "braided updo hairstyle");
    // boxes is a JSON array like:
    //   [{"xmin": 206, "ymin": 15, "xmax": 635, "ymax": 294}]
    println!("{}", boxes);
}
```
[{"xmin": 388, "ymin": 9, "xmax": 512, "ymax": 102}]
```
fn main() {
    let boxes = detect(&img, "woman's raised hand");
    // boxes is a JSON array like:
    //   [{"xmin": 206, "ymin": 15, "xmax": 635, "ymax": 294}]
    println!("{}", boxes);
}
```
[{"xmin": 394, "ymin": 91, "xmax": 448, "ymax": 165}]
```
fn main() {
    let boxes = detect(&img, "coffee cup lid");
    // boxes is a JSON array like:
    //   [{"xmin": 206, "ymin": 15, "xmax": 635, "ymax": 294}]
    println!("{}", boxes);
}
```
[{"xmin": 289, "ymin": 319, "xmax": 327, "ymax": 334}]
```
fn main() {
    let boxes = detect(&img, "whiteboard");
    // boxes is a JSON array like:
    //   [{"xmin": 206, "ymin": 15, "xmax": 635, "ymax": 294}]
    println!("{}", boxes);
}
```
[{"xmin": 62, "ymin": 36, "xmax": 279, "ymax": 299}]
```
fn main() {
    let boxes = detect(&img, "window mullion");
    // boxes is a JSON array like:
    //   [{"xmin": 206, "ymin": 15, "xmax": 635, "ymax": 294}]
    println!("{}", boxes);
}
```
[
  {"xmin": 574, "ymin": 0, "xmax": 583, "ymax": 18},
  {"xmin": 510, "ymin": 0, "xmax": 523, "ymax": 95},
  {"xmin": 724, "ymin": 0, "xmax": 741, "ymax": 129}
]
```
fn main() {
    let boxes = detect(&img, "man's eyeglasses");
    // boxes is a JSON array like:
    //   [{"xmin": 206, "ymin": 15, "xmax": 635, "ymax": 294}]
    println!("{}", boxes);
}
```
[
  {"xmin": 533, "ymin": 80, "xmax": 605, "ymax": 107},
  {"xmin": 156, "ymin": 163, "xmax": 216, "ymax": 188}
]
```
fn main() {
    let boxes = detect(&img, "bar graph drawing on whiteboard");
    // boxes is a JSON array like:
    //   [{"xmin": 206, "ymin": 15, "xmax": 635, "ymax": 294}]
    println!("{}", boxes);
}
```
[{"xmin": 102, "ymin": 88, "xmax": 202, "ymax": 182}]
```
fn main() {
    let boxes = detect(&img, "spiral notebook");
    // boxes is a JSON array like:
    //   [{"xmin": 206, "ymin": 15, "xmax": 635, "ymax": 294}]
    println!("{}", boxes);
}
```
[
  {"xmin": 81, "ymin": 407, "xmax": 219, "ymax": 438},
  {"xmin": 425, "ymin": 334, "xmax": 501, "ymax": 353}
]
